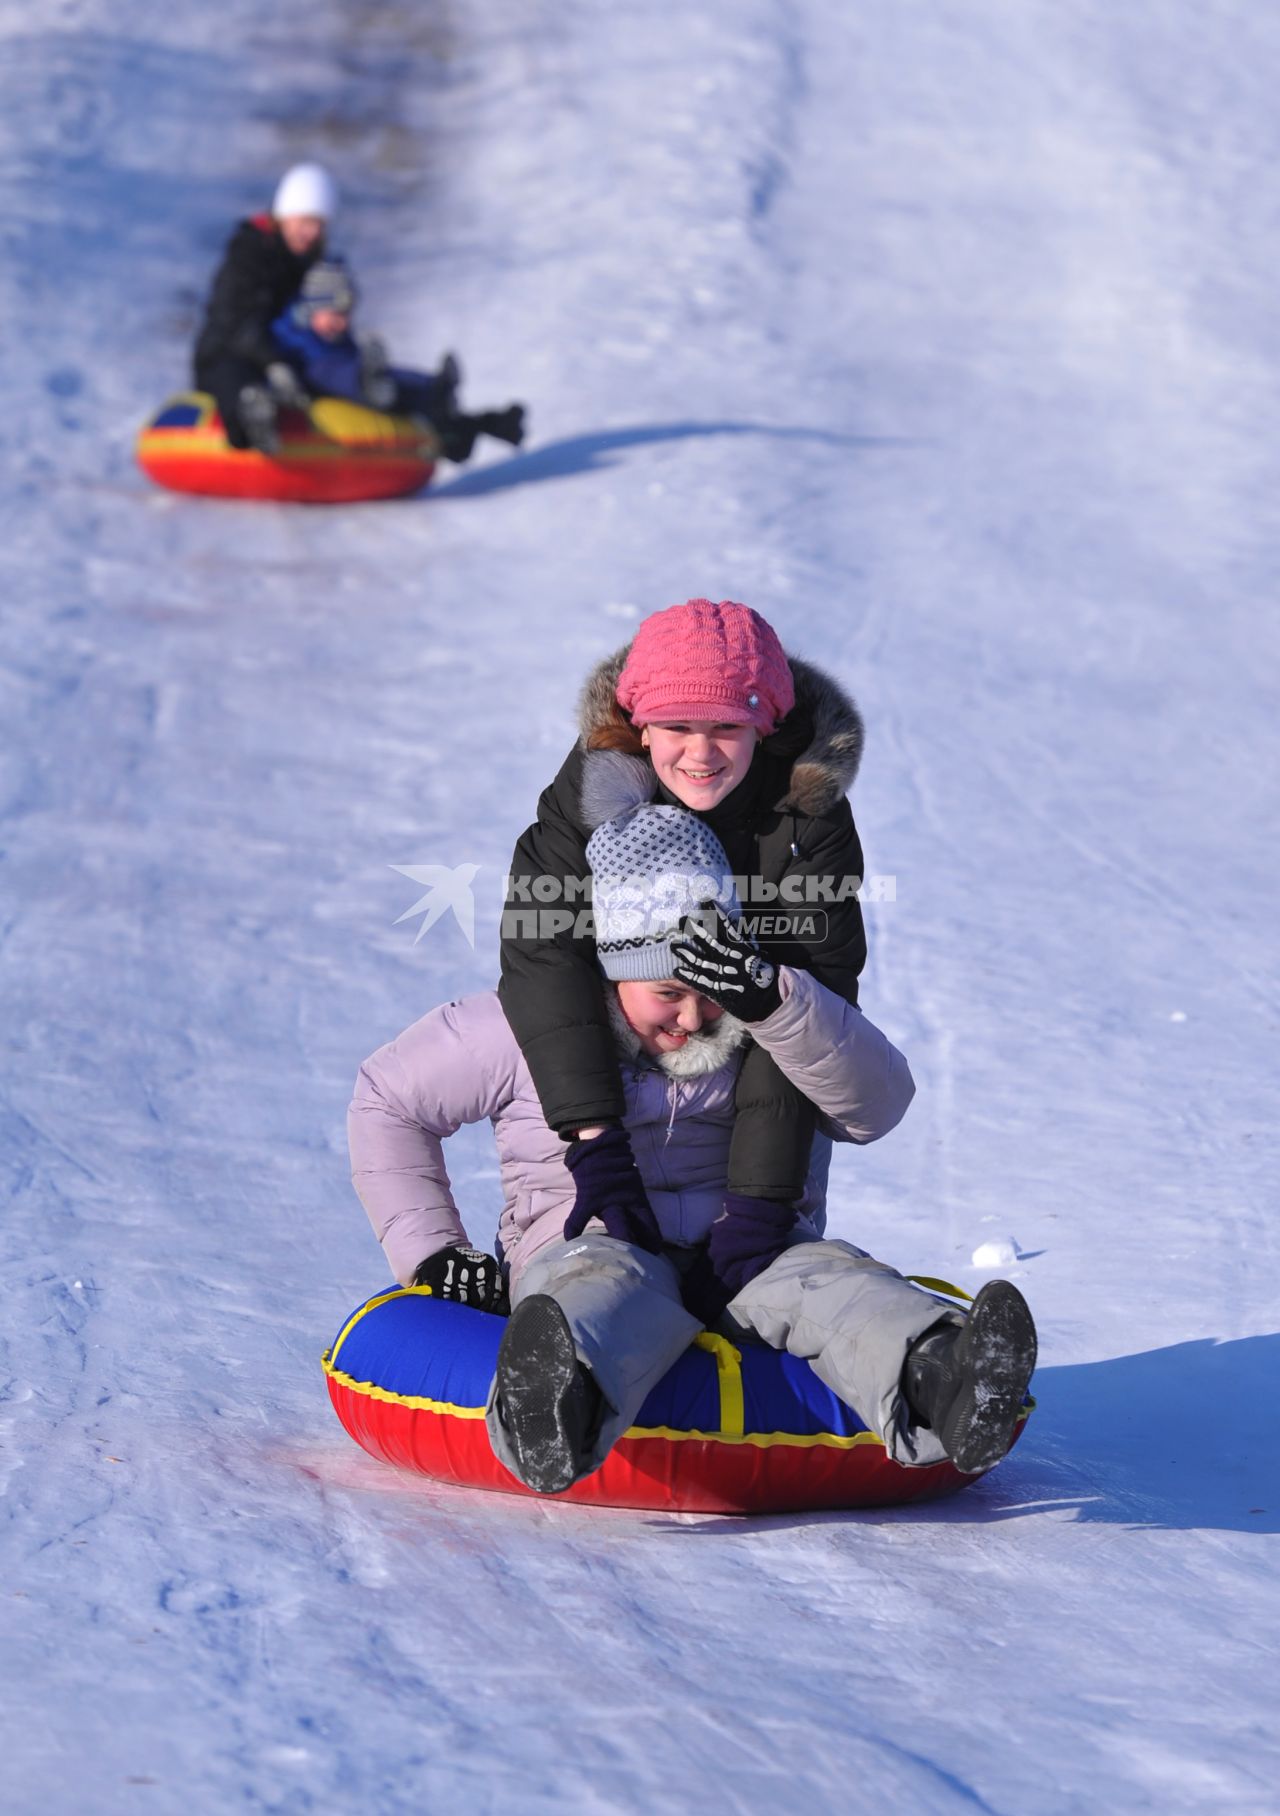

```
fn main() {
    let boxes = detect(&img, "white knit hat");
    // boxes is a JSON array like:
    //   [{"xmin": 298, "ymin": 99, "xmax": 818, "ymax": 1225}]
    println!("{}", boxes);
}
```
[
  {"xmin": 272, "ymin": 163, "xmax": 338, "ymax": 221},
  {"xmin": 587, "ymin": 806, "xmax": 742, "ymax": 981}
]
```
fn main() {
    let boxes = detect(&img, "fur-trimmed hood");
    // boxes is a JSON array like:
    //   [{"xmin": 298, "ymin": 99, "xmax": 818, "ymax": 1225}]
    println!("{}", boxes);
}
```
[{"xmin": 576, "ymin": 644, "xmax": 864, "ymax": 825}]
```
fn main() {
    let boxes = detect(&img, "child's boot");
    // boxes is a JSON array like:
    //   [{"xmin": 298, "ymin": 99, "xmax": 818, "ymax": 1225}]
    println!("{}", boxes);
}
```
[
  {"xmin": 437, "ymin": 416, "xmax": 481, "ymax": 463},
  {"xmin": 435, "ymin": 405, "xmax": 525, "ymax": 463},
  {"xmin": 434, "ymin": 351, "xmax": 461, "ymax": 412},
  {"xmin": 476, "ymin": 403, "xmax": 525, "ymax": 447},
  {"xmin": 495, "ymin": 1294, "xmax": 602, "ymax": 1494},
  {"xmin": 902, "ymin": 1280, "xmax": 1037, "ymax": 1473}
]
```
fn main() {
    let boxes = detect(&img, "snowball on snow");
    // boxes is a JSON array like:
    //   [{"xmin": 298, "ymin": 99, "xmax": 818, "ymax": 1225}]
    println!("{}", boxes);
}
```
[{"xmin": 971, "ymin": 1238, "xmax": 1020, "ymax": 1268}]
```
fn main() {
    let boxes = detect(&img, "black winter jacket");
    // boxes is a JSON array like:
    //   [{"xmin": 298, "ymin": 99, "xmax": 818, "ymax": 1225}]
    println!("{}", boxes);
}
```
[
  {"xmin": 499, "ymin": 649, "xmax": 868, "ymax": 1141},
  {"xmin": 193, "ymin": 215, "xmax": 321, "ymax": 378}
]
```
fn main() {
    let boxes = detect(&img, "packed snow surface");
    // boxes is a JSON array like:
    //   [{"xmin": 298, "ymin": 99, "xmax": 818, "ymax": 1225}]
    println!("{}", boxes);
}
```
[{"xmin": 1, "ymin": 1, "xmax": 1277, "ymax": 1811}]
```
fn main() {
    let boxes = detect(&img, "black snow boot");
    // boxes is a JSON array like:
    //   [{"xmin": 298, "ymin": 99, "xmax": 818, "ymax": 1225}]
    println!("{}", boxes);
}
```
[
  {"xmin": 495, "ymin": 1294, "xmax": 602, "ymax": 1495},
  {"xmin": 437, "ymin": 404, "xmax": 525, "ymax": 464},
  {"xmin": 475, "ymin": 403, "xmax": 526, "ymax": 447},
  {"xmin": 436, "ymin": 415, "xmax": 481, "ymax": 463},
  {"xmin": 903, "ymin": 1280, "xmax": 1037, "ymax": 1474}
]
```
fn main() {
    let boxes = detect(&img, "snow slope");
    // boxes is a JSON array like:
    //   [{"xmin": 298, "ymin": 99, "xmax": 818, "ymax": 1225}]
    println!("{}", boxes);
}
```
[{"xmin": 1, "ymin": 0, "xmax": 1277, "ymax": 1810}]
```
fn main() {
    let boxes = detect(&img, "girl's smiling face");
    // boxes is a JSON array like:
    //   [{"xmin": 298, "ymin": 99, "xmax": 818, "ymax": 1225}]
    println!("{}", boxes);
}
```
[
  {"xmin": 641, "ymin": 721, "xmax": 757, "ymax": 810},
  {"xmin": 614, "ymin": 979, "xmax": 724, "ymax": 1056}
]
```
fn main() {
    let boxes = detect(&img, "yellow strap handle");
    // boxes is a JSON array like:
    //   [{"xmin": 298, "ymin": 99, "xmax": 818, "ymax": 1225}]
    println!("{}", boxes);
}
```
[
  {"xmin": 694, "ymin": 1331, "xmax": 745, "ymax": 1439},
  {"xmin": 689, "ymin": 1279, "xmax": 969, "ymax": 1442},
  {"xmin": 907, "ymin": 1275, "xmax": 973, "ymax": 1303}
]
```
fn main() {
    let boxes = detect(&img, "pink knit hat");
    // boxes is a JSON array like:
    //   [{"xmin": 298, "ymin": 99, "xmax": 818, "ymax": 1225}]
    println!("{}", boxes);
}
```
[{"xmin": 615, "ymin": 599, "xmax": 795, "ymax": 734}]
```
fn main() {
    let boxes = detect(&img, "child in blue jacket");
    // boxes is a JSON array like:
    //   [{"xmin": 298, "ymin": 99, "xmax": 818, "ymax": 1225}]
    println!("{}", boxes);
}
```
[{"xmin": 269, "ymin": 257, "xmax": 525, "ymax": 462}]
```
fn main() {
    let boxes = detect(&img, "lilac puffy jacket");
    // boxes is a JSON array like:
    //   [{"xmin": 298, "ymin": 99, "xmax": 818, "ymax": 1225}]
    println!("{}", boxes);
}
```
[{"xmin": 348, "ymin": 968, "xmax": 914, "ymax": 1287}]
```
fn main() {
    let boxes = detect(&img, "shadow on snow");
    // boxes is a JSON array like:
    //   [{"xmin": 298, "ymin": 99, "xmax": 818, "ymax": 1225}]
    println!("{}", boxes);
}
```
[
  {"xmin": 655, "ymin": 1334, "xmax": 1280, "ymax": 1537},
  {"xmin": 429, "ymin": 419, "xmax": 908, "ymax": 499}
]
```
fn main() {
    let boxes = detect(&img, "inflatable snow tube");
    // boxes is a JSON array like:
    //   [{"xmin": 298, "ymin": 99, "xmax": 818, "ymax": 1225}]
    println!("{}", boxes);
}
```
[
  {"xmin": 322, "ymin": 1285, "xmax": 1032, "ymax": 1514},
  {"xmin": 135, "ymin": 392, "xmax": 438, "ymax": 502}
]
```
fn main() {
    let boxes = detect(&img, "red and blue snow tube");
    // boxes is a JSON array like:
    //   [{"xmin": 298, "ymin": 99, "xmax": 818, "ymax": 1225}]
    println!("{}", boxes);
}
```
[
  {"xmin": 135, "ymin": 392, "xmax": 438, "ymax": 503},
  {"xmin": 322, "ymin": 1285, "xmax": 1031, "ymax": 1514}
]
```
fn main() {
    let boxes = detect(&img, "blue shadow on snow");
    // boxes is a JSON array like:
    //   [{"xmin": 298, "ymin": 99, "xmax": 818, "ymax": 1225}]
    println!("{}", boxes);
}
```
[
  {"xmin": 655, "ymin": 1334, "xmax": 1280, "ymax": 1536},
  {"xmin": 998, "ymin": 1333, "xmax": 1280, "ymax": 1533},
  {"xmin": 428, "ymin": 419, "xmax": 906, "ymax": 500}
]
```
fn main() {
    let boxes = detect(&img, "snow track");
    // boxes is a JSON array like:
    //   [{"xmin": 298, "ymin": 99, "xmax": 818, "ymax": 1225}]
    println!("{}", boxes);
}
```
[{"xmin": 1, "ymin": 0, "xmax": 1277, "ymax": 1810}]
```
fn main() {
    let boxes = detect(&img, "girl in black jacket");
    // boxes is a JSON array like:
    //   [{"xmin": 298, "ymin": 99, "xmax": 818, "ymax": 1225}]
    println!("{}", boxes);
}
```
[{"xmin": 500, "ymin": 599, "xmax": 871, "ymax": 1290}]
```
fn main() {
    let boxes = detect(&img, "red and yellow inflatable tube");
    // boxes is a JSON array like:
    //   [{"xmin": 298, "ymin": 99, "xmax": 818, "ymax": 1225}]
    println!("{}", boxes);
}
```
[
  {"xmin": 323, "ymin": 1285, "xmax": 1031, "ymax": 1514},
  {"xmin": 136, "ymin": 392, "xmax": 438, "ymax": 503}
]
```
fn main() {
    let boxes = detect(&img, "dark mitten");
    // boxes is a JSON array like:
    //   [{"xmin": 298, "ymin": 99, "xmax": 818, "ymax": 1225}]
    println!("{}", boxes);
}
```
[
  {"xmin": 563, "ymin": 1126, "xmax": 662, "ymax": 1253},
  {"xmin": 358, "ymin": 334, "xmax": 397, "ymax": 410},
  {"xmin": 680, "ymin": 1193, "xmax": 797, "ymax": 1324},
  {"xmin": 412, "ymin": 1245, "xmax": 508, "ymax": 1313},
  {"xmin": 362, "ymin": 371, "xmax": 398, "ymax": 410},
  {"xmin": 670, "ymin": 902, "xmax": 782, "ymax": 1022},
  {"xmin": 357, "ymin": 332, "xmax": 389, "ymax": 377},
  {"xmin": 265, "ymin": 360, "xmax": 311, "ymax": 410}
]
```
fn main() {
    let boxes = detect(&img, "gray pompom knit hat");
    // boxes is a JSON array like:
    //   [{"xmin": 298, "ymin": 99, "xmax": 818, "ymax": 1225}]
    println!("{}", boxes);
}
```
[
  {"xmin": 293, "ymin": 255, "xmax": 357, "ymax": 323},
  {"xmin": 587, "ymin": 805, "xmax": 742, "ymax": 981}
]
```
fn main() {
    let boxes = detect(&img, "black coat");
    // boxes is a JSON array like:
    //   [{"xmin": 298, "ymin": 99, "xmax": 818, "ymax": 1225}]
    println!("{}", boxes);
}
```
[
  {"xmin": 499, "ymin": 652, "xmax": 869, "ymax": 1153},
  {"xmin": 193, "ymin": 215, "xmax": 320, "ymax": 380}
]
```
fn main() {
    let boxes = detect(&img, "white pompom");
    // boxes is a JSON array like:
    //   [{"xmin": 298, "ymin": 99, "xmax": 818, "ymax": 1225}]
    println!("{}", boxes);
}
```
[{"xmin": 579, "ymin": 749, "xmax": 656, "ymax": 829}]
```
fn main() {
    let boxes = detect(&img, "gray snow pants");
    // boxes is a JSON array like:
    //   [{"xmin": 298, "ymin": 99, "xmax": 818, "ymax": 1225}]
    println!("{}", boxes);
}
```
[{"xmin": 484, "ymin": 1232, "xmax": 962, "ymax": 1488}]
